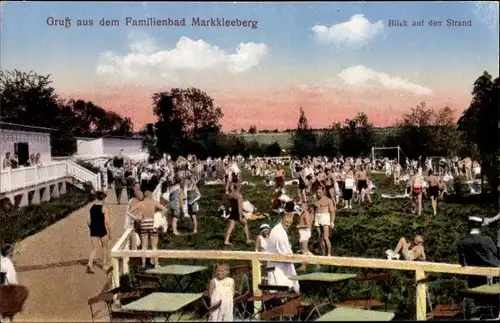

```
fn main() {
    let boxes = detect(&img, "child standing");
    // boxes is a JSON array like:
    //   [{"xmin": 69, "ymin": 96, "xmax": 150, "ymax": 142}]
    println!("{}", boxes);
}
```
[
  {"xmin": 297, "ymin": 202, "xmax": 313, "ymax": 255},
  {"xmin": 208, "ymin": 264, "xmax": 235, "ymax": 322}
]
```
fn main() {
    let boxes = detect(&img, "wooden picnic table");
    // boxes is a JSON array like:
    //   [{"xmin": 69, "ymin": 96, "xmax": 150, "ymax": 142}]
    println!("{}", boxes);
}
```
[
  {"xmin": 146, "ymin": 265, "xmax": 208, "ymax": 292},
  {"xmin": 121, "ymin": 292, "xmax": 202, "ymax": 322},
  {"xmin": 316, "ymin": 307, "xmax": 395, "ymax": 321}
]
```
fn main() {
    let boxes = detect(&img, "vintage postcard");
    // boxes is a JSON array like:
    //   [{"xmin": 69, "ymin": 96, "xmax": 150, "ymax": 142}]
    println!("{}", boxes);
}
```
[{"xmin": 0, "ymin": 1, "xmax": 499, "ymax": 322}]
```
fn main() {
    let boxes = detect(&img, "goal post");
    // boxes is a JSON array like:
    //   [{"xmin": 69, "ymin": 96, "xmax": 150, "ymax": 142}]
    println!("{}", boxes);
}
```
[{"xmin": 371, "ymin": 146, "xmax": 401, "ymax": 165}]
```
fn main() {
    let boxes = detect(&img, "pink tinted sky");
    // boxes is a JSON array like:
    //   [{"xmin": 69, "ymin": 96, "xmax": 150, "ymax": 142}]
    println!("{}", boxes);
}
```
[
  {"xmin": 63, "ymin": 84, "xmax": 472, "ymax": 131},
  {"xmin": 2, "ymin": 2, "xmax": 498, "ymax": 131}
]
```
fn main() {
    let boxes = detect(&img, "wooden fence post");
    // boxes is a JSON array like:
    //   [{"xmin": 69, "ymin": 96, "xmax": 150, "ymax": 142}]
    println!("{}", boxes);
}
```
[
  {"xmin": 415, "ymin": 268, "xmax": 427, "ymax": 321},
  {"xmin": 123, "ymin": 256, "xmax": 130, "ymax": 275},
  {"xmin": 251, "ymin": 257, "xmax": 262, "ymax": 320}
]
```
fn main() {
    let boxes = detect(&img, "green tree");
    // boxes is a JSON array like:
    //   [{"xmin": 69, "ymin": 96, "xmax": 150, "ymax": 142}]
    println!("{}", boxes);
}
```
[
  {"xmin": 0, "ymin": 70, "xmax": 61, "ymax": 128},
  {"xmin": 457, "ymin": 71, "xmax": 499, "ymax": 195},
  {"xmin": 264, "ymin": 141, "xmax": 282, "ymax": 156},
  {"xmin": 339, "ymin": 112, "xmax": 374, "ymax": 157},
  {"xmin": 317, "ymin": 122, "xmax": 342, "ymax": 157},
  {"xmin": 248, "ymin": 125, "xmax": 257, "ymax": 134},
  {"xmin": 149, "ymin": 88, "xmax": 223, "ymax": 158},
  {"xmin": 290, "ymin": 107, "xmax": 317, "ymax": 158}
]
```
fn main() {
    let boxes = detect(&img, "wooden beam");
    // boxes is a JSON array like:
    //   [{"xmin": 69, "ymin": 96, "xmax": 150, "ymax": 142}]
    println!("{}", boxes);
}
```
[
  {"xmin": 415, "ymin": 269, "xmax": 427, "ymax": 321},
  {"xmin": 251, "ymin": 258, "xmax": 262, "ymax": 320},
  {"xmin": 110, "ymin": 249, "xmax": 500, "ymax": 277}
]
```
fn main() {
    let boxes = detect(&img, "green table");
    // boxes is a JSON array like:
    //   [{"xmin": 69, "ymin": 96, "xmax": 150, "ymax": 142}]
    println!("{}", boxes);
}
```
[
  {"xmin": 468, "ymin": 283, "xmax": 500, "ymax": 295},
  {"xmin": 290, "ymin": 273, "xmax": 358, "ymax": 320},
  {"xmin": 121, "ymin": 292, "xmax": 202, "ymax": 322},
  {"xmin": 290, "ymin": 272, "xmax": 358, "ymax": 282},
  {"xmin": 146, "ymin": 265, "xmax": 208, "ymax": 292},
  {"xmin": 316, "ymin": 307, "xmax": 395, "ymax": 321}
]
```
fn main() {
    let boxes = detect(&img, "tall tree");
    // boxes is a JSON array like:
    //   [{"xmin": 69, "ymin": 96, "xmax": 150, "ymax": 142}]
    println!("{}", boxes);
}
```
[
  {"xmin": 317, "ymin": 122, "xmax": 342, "ymax": 157},
  {"xmin": 290, "ymin": 107, "xmax": 317, "ymax": 158},
  {"xmin": 0, "ymin": 70, "xmax": 61, "ymax": 128},
  {"xmin": 150, "ymin": 88, "xmax": 223, "ymax": 158},
  {"xmin": 339, "ymin": 112, "xmax": 375, "ymax": 157},
  {"xmin": 457, "ymin": 71, "xmax": 499, "ymax": 195}
]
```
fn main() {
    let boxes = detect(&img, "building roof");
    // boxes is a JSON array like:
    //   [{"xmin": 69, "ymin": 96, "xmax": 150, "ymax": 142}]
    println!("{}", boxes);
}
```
[
  {"xmin": 0, "ymin": 121, "xmax": 55, "ymax": 133},
  {"xmin": 76, "ymin": 134, "xmax": 143, "ymax": 141}
]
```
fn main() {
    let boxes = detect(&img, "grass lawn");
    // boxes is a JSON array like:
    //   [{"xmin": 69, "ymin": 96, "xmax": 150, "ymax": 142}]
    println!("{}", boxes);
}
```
[
  {"xmin": 149, "ymin": 169, "xmax": 498, "ymax": 318},
  {"xmin": 0, "ymin": 187, "xmax": 95, "ymax": 245}
]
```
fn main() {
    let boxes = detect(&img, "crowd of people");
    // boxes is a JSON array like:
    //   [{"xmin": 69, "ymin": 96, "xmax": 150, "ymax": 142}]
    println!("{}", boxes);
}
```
[{"xmin": 2, "ymin": 152, "xmax": 499, "ymax": 321}]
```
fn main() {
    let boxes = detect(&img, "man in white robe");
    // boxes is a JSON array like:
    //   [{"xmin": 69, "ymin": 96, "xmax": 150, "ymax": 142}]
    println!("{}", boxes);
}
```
[{"xmin": 267, "ymin": 212, "xmax": 300, "ymax": 292}]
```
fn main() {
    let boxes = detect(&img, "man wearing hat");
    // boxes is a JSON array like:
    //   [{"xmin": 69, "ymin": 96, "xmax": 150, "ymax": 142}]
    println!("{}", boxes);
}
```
[{"xmin": 458, "ymin": 215, "xmax": 499, "ymax": 288}]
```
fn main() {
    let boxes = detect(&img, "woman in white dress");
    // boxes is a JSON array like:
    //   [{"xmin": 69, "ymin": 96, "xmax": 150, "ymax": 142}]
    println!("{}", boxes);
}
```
[{"xmin": 208, "ymin": 264, "xmax": 234, "ymax": 322}]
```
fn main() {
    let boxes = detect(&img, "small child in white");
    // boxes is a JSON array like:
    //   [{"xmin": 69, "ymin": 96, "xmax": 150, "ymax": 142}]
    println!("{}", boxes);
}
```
[{"xmin": 208, "ymin": 264, "xmax": 235, "ymax": 322}]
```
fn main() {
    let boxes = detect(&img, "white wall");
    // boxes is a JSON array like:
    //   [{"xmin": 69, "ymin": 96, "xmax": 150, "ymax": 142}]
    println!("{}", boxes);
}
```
[
  {"xmin": 0, "ymin": 129, "xmax": 51, "ymax": 166},
  {"xmin": 102, "ymin": 138, "xmax": 142, "ymax": 155},
  {"xmin": 76, "ymin": 138, "xmax": 104, "ymax": 155}
]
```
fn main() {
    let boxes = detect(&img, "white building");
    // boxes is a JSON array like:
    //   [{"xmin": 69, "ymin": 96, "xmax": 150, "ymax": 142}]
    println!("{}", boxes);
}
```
[
  {"xmin": 0, "ymin": 122, "xmax": 53, "ymax": 167},
  {"xmin": 76, "ymin": 135, "xmax": 147, "ymax": 161}
]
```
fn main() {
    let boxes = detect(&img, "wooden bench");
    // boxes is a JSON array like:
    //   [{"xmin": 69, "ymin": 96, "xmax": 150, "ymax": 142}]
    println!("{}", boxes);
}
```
[
  {"xmin": 428, "ymin": 303, "xmax": 463, "ymax": 319},
  {"xmin": 336, "ymin": 299, "xmax": 386, "ymax": 309}
]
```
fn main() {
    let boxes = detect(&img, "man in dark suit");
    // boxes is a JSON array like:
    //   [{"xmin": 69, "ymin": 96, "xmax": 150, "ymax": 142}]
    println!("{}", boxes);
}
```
[
  {"xmin": 458, "ymin": 215, "xmax": 500, "ymax": 318},
  {"xmin": 114, "ymin": 172, "xmax": 125, "ymax": 205}
]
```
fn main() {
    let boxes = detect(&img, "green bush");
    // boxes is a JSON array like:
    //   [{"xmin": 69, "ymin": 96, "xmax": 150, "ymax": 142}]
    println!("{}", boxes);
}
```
[
  {"xmin": 76, "ymin": 159, "xmax": 101, "ymax": 174},
  {"xmin": 0, "ymin": 187, "xmax": 94, "ymax": 245}
]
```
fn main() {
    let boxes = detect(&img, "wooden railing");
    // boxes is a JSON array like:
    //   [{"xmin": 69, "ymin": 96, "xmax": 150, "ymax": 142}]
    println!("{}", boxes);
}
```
[
  {"xmin": 111, "ymin": 228, "xmax": 500, "ymax": 321},
  {"xmin": 0, "ymin": 160, "xmax": 101, "ymax": 193}
]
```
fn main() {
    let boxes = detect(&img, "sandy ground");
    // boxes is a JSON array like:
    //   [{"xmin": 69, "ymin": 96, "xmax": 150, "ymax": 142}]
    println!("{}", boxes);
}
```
[{"xmin": 13, "ymin": 189, "xmax": 127, "ymax": 322}]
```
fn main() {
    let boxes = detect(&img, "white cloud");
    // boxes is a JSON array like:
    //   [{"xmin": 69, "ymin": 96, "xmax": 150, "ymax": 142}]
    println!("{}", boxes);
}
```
[
  {"xmin": 312, "ymin": 14, "xmax": 384, "ymax": 48},
  {"xmin": 96, "ymin": 35, "xmax": 268, "ymax": 79},
  {"xmin": 337, "ymin": 65, "xmax": 433, "ymax": 96},
  {"xmin": 473, "ymin": 1, "xmax": 499, "ymax": 32}
]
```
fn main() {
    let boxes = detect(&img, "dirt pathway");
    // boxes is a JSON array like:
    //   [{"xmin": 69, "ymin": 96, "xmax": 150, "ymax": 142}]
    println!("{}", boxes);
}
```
[{"xmin": 13, "ymin": 189, "xmax": 127, "ymax": 322}]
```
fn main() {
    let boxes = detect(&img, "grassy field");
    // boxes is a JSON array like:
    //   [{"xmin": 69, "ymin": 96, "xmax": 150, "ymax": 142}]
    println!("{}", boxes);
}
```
[{"xmin": 148, "ymin": 169, "xmax": 498, "ymax": 319}]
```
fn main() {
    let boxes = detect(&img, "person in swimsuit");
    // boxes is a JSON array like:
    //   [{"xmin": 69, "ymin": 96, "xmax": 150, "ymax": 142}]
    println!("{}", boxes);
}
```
[
  {"xmin": 129, "ymin": 190, "xmax": 168, "ymax": 268},
  {"xmin": 297, "ymin": 166, "xmax": 308, "ymax": 203},
  {"xmin": 324, "ymin": 168, "xmax": 335, "ymax": 204},
  {"xmin": 410, "ymin": 169, "xmax": 424, "ymax": 216},
  {"xmin": 393, "ymin": 161, "xmax": 402, "ymax": 186},
  {"xmin": 125, "ymin": 190, "xmax": 144, "ymax": 250},
  {"xmin": 275, "ymin": 165, "xmax": 285, "ymax": 189},
  {"xmin": 343, "ymin": 170, "xmax": 355, "ymax": 209},
  {"xmin": 356, "ymin": 165, "xmax": 372, "ymax": 203},
  {"xmin": 427, "ymin": 169, "xmax": 440, "ymax": 216},
  {"xmin": 386, "ymin": 235, "xmax": 425, "ymax": 261},
  {"xmin": 166, "ymin": 176, "xmax": 184, "ymax": 236},
  {"xmin": 186, "ymin": 175, "xmax": 201, "ymax": 234},
  {"xmin": 87, "ymin": 191, "xmax": 112, "ymax": 273},
  {"xmin": 313, "ymin": 186, "xmax": 335, "ymax": 257},
  {"xmin": 312, "ymin": 166, "xmax": 326, "ymax": 201},
  {"xmin": 297, "ymin": 201, "xmax": 313, "ymax": 256},
  {"xmin": 224, "ymin": 183, "xmax": 253, "ymax": 246}
]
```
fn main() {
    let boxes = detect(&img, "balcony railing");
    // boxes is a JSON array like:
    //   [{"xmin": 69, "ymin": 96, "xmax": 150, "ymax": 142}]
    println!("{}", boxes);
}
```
[
  {"xmin": 111, "ymin": 228, "xmax": 500, "ymax": 321},
  {"xmin": 0, "ymin": 161, "xmax": 101, "ymax": 193}
]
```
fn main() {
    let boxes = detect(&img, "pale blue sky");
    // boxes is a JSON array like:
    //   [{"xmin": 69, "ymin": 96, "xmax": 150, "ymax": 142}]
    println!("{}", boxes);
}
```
[{"xmin": 1, "ymin": 1, "xmax": 498, "ymax": 129}]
